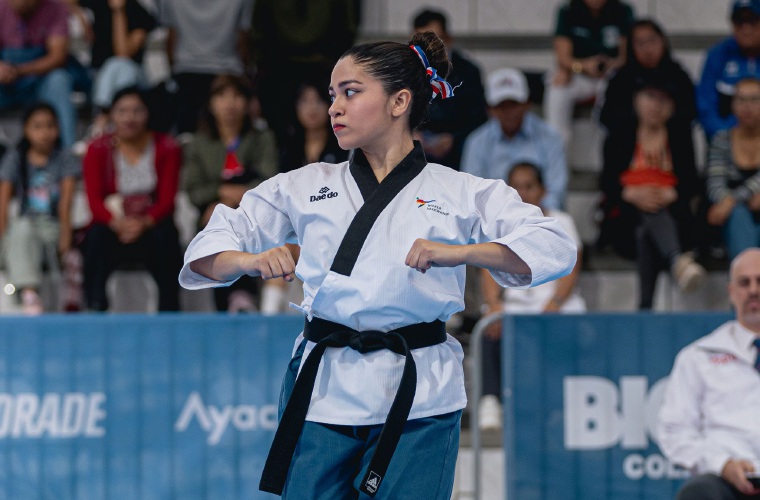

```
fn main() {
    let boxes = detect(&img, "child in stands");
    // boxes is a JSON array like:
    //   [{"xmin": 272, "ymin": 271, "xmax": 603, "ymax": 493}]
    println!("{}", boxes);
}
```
[{"xmin": 0, "ymin": 103, "xmax": 80, "ymax": 314}]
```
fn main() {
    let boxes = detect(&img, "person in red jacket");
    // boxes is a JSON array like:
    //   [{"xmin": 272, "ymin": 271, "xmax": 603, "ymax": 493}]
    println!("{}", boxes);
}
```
[{"xmin": 82, "ymin": 86, "xmax": 182, "ymax": 311}]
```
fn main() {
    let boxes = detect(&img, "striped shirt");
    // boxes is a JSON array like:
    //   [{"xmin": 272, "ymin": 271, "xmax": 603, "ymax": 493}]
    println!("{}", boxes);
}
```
[{"xmin": 706, "ymin": 129, "xmax": 760, "ymax": 203}]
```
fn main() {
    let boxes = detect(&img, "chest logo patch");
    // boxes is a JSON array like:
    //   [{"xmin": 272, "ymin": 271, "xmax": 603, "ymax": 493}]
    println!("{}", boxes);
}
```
[
  {"xmin": 310, "ymin": 186, "xmax": 338, "ymax": 202},
  {"xmin": 708, "ymin": 353, "xmax": 737, "ymax": 365},
  {"xmin": 416, "ymin": 197, "xmax": 449, "ymax": 216}
]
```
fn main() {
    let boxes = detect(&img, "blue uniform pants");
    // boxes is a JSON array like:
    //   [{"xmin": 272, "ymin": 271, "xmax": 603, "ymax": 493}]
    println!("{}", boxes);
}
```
[
  {"xmin": 276, "ymin": 341, "xmax": 461, "ymax": 499},
  {"xmin": 723, "ymin": 203, "xmax": 760, "ymax": 261},
  {"xmin": 0, "ymin": 47, "xmax": 76, "ymax": 148}
]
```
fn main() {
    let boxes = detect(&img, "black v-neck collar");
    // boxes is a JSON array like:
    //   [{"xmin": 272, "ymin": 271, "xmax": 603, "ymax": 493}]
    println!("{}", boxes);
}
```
[
  {"xmin": 349, "ymin": 142, "xmax": 427, "ymax": 202},
  {"xmin": 330, "ymin": 142, "xmax": 428, "ymax": 276}
]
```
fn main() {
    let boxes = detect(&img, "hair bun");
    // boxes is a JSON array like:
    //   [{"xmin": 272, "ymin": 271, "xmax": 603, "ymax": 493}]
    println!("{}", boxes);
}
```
[{"xmin": 409, "ymin": 31, "xmax": 451, "ymax": 80}]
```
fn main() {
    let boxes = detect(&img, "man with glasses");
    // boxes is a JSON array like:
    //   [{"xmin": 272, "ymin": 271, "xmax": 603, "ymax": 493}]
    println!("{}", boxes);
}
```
[
  {"xmin": 697, "ymin": 0, "xmax": 760, "ymax": 141},
  {"xmin": 658, "ymin": 247, "xmax": 760, "ymax": 499}
]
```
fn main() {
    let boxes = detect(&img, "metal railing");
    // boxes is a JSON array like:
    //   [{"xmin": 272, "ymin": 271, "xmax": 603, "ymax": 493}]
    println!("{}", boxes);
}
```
[{"xmin": 467, "ymin": 312, "xmax": 506, "ymax": 500}]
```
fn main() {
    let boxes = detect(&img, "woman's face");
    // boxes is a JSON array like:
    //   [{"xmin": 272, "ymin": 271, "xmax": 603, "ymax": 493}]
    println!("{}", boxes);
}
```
[
  {"xmin": 632, "ymin": 25, "xmax": 666, "ymax": 69},
  {"xmin": 210, "ymin": 86, "xmax": 248, "ymax": 129},
  {"xmin": 24, "ymin": 109, "xmax": 58, "ymax": 153},
  {"xmin": 733, "ymin": 80, "xmax": 760, "ymax": 129},
  {"xmin": 634, "ymin": 88, "xmax": 674, "ymax": 127},
  {"xmin": 507, "ymin": 166, "xmax": 544, "ymax": 207},
  {"xmin": 296, "ymin": 86, "xmax": 330, "ymax": 132},
  {"xmin": 110, "ymin": 94, "xmax": 149, "ymax": 140},
  {"xmin": 328, "ymin": 57, "xmax": 397, "ymax": 151}
]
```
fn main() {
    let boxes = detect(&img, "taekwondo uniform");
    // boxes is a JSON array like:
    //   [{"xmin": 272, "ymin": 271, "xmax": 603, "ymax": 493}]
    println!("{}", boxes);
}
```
[{"xmin": 179, "ymin": 143, "xmax": 577, "ymax": 497}]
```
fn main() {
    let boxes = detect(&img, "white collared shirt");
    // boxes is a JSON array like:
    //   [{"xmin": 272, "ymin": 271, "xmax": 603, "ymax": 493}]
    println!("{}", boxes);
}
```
[
  {"xmin": 657, "ymin": 321, "xmax": 760, "ymax": 475},
  {"xmin": 180, "ymin": 158, "xmax": 577, "ymax": 425}
]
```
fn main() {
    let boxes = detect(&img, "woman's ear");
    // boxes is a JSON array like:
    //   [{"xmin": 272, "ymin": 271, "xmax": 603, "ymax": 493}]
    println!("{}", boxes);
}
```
[{"xmin": 390, "ymin": 89, "xmax": 413, "ymax": 118}]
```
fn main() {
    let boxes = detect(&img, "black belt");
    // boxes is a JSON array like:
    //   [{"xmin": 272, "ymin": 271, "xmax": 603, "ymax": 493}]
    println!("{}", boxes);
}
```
[{"xmin": 259, "ymin": 317, "xmax": 447, "ymax": 497}]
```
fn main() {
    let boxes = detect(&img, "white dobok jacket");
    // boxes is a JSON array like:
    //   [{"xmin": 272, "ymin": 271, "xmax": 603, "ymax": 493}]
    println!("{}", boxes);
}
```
[{"xmin": 180, "ymin": 145, "xmax": 577, "ymax": 425}]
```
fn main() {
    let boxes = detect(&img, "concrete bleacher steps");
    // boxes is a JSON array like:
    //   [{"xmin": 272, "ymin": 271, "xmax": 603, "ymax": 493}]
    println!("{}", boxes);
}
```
[
  {"xmin": 453, "ymin": 447, "xmax": 505, "ymax": 499},
  {"xmin": 578, "ymin": 269, "xmax": 730, "ymax": 311}
]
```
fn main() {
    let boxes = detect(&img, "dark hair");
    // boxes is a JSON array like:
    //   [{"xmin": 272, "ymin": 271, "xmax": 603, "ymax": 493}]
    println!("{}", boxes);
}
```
[
  {"xmin": 508, "ymin": 161, "xmax": 544, "ymax": 187},
  {"xmin": 412, "ymin": 8, "xmax": 448, "ymax": 32},
  {"xmin": 19, "ymin": 102, "xmax": 61, "ymax": 152},
  {"xmin": 632, "ymin": 72, "xmax": 677, "ymax": 100},
  {"xmin": 110, "ymin": 85, "xmax": 150, "ymax": 112},
  {"xmin": 198, "ymin": 74, "xmax": 254, "ymax": 140},
  {"xmin": 209, "ymin": 73, "xmax": 254, "ymax": 100},
  {"xmin": 21, "ymin": 102, "xmax": 59, "ymax": 138},
  {"xmin": 341, "ymin": 31, "xmax": 451, "ymax": 131},
  {"xmin": 298, "ymin": 79, "xmax": 330, "ymax": 106},
  {"xmin": 628, "ymin": 18, "xmax": 672, "ymax": 67}
]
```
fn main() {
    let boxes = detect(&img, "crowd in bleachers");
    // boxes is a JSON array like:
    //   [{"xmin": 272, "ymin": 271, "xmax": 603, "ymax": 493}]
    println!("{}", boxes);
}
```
[{"xmin": 0, "ymin": 0, "xmax": 759, "ymax": 319}]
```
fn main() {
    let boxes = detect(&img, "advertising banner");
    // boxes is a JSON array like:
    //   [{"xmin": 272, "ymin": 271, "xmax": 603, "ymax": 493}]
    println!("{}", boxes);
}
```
[
  {"xmin": 502, "ymin": 312, "xmax": 733, "ymax": 500},
  {"xmin": 0, "ymin": 314, "xmax": 302, "ymax": 499}
]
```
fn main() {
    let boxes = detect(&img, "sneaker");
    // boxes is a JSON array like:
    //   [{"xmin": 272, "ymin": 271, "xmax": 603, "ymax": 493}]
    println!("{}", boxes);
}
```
[
  {"xmin": 21, "ymin": 289, "xmax": 43, "ymax": 316},
  {"xmin": 227, "ymin": 290, "xmax": 257, "ymax": 313},
  {"xmin": 478, "ymin": 395, "xmax": 503, "ymax": 431},
  {"xmin": 672, "ymin": 253, "xmax": 707, "ymax": 293}
]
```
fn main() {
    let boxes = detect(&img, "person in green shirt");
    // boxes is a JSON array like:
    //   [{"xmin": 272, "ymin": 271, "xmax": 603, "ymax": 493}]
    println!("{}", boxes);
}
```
[
  {"xmin": 544, "ymin": 0, "xmax": 634, "ymax": 148},
  {"xmin": 182, "ymin": 74, "xmax": 278, "ymax": 312}
]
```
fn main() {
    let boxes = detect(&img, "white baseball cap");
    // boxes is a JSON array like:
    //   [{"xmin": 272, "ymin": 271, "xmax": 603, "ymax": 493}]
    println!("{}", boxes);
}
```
[{"xmin": 486, "ymin": 68, "xmax": 529, "ymax": 106}]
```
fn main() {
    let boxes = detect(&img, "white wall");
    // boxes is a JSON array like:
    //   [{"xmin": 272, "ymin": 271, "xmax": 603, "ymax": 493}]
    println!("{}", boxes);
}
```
[
  {"xmin": 359, "ymin": 0, "xmax": 730, "ymax": 88},
  {"xmin": 361, "ymin": 0, "xmax": 734, "ymax": 36}
]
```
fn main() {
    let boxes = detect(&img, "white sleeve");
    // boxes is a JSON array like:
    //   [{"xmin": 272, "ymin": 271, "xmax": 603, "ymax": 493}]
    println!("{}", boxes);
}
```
[
  {"xmin": 178, "ymin": 174, "xmax": 296, "ymax": 289},
  {"xmin": 656, "ymin": 348, "xmax": 734, "ymax": 475},
  {"xmin": 470, "ymin": 178, "xmax": 577, "ymax": 288}
]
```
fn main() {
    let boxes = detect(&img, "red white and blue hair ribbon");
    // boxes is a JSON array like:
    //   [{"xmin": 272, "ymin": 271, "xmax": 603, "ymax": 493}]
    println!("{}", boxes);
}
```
[{"xmin": 410, "ymin": 45, "xmax": 457, "ymax": 101}]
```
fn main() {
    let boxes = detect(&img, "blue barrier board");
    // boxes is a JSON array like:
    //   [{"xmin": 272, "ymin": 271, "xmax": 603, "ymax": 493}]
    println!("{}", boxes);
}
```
[
  {"xmin": 0, "ymin": 313, "xmax": 302, "ymax": 499},
  {"xmin": 502, "ymin": 312, "xmax": 733, "ymax": 500}
]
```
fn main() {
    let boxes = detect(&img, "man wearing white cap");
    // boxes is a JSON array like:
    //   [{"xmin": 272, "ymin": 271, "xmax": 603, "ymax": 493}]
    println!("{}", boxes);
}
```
[{"xmin": 461, "ymin": 68, "xmax": 568, "ymax": 210}]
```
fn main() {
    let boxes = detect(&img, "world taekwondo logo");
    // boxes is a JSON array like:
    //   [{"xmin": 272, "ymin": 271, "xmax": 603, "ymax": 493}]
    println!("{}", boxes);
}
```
[
  {"xmin": 416, "ymin": 196, "xmax": 449, "ymax": 216},
  {"xmin": 310, "ymin": 186, "xmax": 338, "ymax": 202}
]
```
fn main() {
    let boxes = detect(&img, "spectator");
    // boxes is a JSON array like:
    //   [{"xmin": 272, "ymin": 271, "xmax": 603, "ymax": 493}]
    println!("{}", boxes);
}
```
[
  {"xmin": 278, "ymin": 78, "xmax": 347, "ymax": 173},
  {"xmin": 182, "ymin": 74, "xmax": 278, "ymax": 312},
  {"xmin": 0, "ymin": 0, "xmax": 77, "ymax": 148},
  {"xmin": 600, "ymin": 77, "xmax": 705, "ymax": 309},
  {"xmin": 461, "ymin": 67, "xmax": 568, "ymax": 211},
  {"xmin": 478, "ymin": 162, "xmax": 585, "ymax": 430},
  {"xmin": 0, "ymin": 103, "xmax": 79, "ymax": 314},
  {"xmin": 410, "ymin": 8, "xmax": 488, "ymax": 170},
  {"xmin": 82, "ymin": 0, "xmax": 156, "ymax": 135},
  {"xmin": 658, "ymin": 247, "xmax": 760, "ymax": 500},
  {"xmin": 63, "ymin": 0, "xmax": 94, "ymax": 96},
  {"xmin": 249, "ymin": 0, "xmax": 357, "ymax": 145},
  {"xmin": 544, "ymin": 0, "xmax": 634, "ymax": 148},
  {"xmin": 706, "ymin": 77, "xmax": 760, "ymax": 261},
  {"xmin": 159, "ymin": 0, "xmax": 254, "ymax": 134},
  {"xmin": 600, "ymin": 18, "xmax": 696, "ymax": 136},
  {"xmin": 81, "ymin": 86, "xmax": 182, "ymax": 311},
  {"xmin": 698, "ymin": 0, "xmax": 760, "ymax": 141}
]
